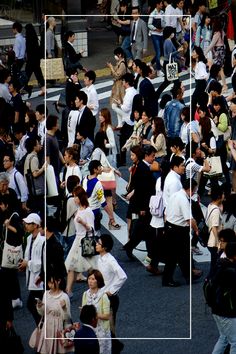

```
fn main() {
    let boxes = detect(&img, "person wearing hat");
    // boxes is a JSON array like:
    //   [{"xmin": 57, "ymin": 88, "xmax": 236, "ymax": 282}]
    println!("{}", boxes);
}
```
[{"xmin": 18, "ymin": 213, "xmax": 45, "ymax": 325}]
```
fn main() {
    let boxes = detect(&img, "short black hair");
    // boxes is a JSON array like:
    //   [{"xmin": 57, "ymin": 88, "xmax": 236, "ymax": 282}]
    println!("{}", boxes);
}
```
[
  {"xmin": 65, "ymin": 30, "xmax": 74, "ymax": 41},
  {"xmin": 210, "ymin": 185, "xmax": 224, "ymax": 201},
  {"xmin": 46, "ymin": 115, "xmax": 58, "ymax": 130},
  {"xmin": 36, "ymin": 104, "xmax": 48, "ymax": 116},
  {"xmin": 218, "ymin": 229, "xmax": 236, "ymax": 243},
  {"xmin": 182, "ymin": 178, "xmax": 197, "ymax": 191},
  {"xmin": 67, "ymin": 175, "xmax": 80, "ymax": 193},
  {"xmin": 25, "ymin": 137, "xmax": 40, "ymax": 153},
  {"xmin": 142, "ymin": 145, "xmax": 156, "ymax": 156},
  {"xmin": 100, "ymin": 233, "xmax": 114, "ymax": 252},
  {"xmin": 225, "ymin": 242, "xmax": 236, "ymax": 259},
  {"xmin": 84, "ymin": 70, "xmax": 96, "ymax": 84},
  {"xmin": 122, "ymin": 73, "xmax": 134, "ymax": 87},
  {"xmin": 12, "ymin": 22, "xmax": 23, "ymax": 33},
  {"xmin": 170, "ymin": 155, "xmax": 184, "ymax": 169},
  {"xmin": 208, "ymin": 81, "xmax": 222, "ymax": 94},
  {"xmin": 75, "ymin": 90, "xmax": 88, "ymax": 105},
  {"xmin": 88, "ymin": 159, "xmax": 101, "ymax": 174},
  {"xmin": 80, "ymin": 304, "xmax": 97, "ymax": 325}
]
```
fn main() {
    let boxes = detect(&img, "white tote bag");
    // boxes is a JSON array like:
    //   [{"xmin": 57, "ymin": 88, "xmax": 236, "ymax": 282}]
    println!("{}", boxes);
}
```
[
  {"xmin": 203, "ymin": 156, "xmax": 223, "ymax": 178},
  {"xmin": 166, "ymin": 53, "xmax": 178, "ymax": 81},
  {"xmin": 1, "ymin": 213, "xmax": 23, "ymax": 269},
  {"xmin": 46, "ymin": 164, "xmax": 59, "ymax": 197}
]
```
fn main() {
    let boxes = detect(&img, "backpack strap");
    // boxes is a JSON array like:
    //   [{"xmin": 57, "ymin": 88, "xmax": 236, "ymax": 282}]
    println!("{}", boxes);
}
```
[{"xmin": 14, "ymin": 171, "xmax": 21, "ymax": 199}]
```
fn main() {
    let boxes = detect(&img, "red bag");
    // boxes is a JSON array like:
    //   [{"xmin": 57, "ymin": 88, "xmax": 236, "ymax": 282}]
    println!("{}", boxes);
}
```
[{"xmin": 57, "ymin": 322, "xmax": 80, "ymax": 348}]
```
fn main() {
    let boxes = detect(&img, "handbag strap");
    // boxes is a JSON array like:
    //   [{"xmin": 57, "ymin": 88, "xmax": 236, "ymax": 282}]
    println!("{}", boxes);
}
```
[
  {"xmin": 4, "ymin": 212, "xmax": 19, "ymax": 242},
  {"xmin": 205, "ymin": 207, "xmax": 219, "ymax": 224}
]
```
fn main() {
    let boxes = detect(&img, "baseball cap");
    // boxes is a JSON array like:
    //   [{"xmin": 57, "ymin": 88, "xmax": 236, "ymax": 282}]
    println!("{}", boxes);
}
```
[{"xmin": 23, "ymin": 213, "xmax": 41, "ymax": 225}]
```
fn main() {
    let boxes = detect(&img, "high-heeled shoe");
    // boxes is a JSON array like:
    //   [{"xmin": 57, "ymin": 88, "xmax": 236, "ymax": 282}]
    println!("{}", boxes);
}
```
[
  {"xmin": 53, "ymin": 101, "xmax": 60, "ymax": 113},
  {"xmin": 108, "ymin": 219, "xmax": 121, "ymax": 230}
]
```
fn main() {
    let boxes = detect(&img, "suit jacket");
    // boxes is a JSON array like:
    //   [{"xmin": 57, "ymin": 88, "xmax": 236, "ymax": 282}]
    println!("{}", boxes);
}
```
[
  {"xmin": 76, "ymin": 106, "xmax": 96, "ymax": 143},
  {"xmin": 131, "ymin": 160, "xmax": 156, "ymax": 212},
  {"xmin": 65, "ymin": 42, "xmax": 83, "ymax": 70},
  {"xmin": 130, "ymin": 18, "xmax": 148, "ymax": 50},
  {"xmin": 139, "ymin": 78, "xmax": 158, "ymax": 117},
  {"xmin": 74, "ymin": 325, "xmax": 100, "ymax": 354}
]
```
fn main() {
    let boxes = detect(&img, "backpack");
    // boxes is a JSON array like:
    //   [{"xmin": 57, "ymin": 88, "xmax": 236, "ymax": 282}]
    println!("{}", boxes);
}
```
[
  {"xmin": 149, "ymin": 191, "xmax": 164, "ymax": 217},
  {"xmin": 197, "ymin": 207, "xmax": 218, "ymax": 248},
  {"xmin": 15, "ymin": 153, "xmax": 27, "ymax": 175},
  {"xmin": 203, "ymin": 262, "xmax": 236, "ymax": 315}
]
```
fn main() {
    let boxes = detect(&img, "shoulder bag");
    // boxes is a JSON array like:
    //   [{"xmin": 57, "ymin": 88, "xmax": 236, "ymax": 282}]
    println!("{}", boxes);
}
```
[
  {"xmin": 81, "ymin": 228, "xmax": 99, "ymax": 257},
  {"xmin": 1, "ymin": 212, "xmax": 23, "ymax": 269},
  {"xmin": 25, "ymin": 156, "xmax": 44, "ymax": 197},
  {"xmin": 166, "ymin": 53, "xmax": 178, "ymax": 81}
]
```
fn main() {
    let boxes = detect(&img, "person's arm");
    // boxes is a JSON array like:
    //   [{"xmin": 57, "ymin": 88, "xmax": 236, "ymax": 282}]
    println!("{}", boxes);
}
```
[
  {"xmin": 187, "ymin": 218, "xmax": 199, "ymax": 235},
  {"xmin": 107, "ymin": 259, "xmax": 127, "ymax": 296},
  {"xmin": 97, "ymin": 294, "xmax": 110, "ymax": 321},
  {"xmin": 228, "ymin": 140, "xmax": 236, "ymax": 161},
  {"xmin": 105, "ymin": 126, "xmax": 116, "ymax": 149},
  {"xmin": 142, "ymin": 20, "xmax": 148, "ymax": 52},
  {"xmin": 205, "ymin": 32, "xmax": 220, "ymax": 54}
]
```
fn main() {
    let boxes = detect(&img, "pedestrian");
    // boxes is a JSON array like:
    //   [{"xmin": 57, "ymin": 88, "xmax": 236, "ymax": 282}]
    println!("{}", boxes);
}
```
[
  {"xmin": 130, "ymin": 6, "xmax": 148, "ymax": 60},
  {"xmin": 64, "ymin": 30, "xmax": 86, "ymax": 74},
  {"xmin": 74, "ymin": 304, "xmax": 100, "ymax": 354},
  {"xmin": 82, "ymin": 269, "xmax": 111, "ymax": 354},
  {"xmin": 46, "ymin": 17, "xmax": 56, "ymax": 58},
  {"xmin": 65, "ymin": 185, "xmax": 96, "ymax": 297},
  {"xmin": 24, "ymin": 23, "xmax": 45, "ymax": 97},
  {"xmin": 206, "ymin": 186, "xmax": 224, "ymax": 277},
  {"xmin": 81, "ymin": 70, "xmax": 99, "ymax": 118},
  {"xmin": 162, "ymin": 178, "xmax": 199, "ymax": 287},
  {"xmin": 95, "ymin": 233, "xmax": 127, "ymax": 338},
  {"xmin": 18, "ymin": 213, "xmax": 45, "ymax": 325},
  {"xmin": 209, "ymin": 242, "xmax": 236, "ymax": 354},
  {"xmin": 12, "ymin": 22, "xmax": 26, "ymax": 73},
  {"xmin": 31, "ymin": 274, "xmax": 71, "ymax": 354}
]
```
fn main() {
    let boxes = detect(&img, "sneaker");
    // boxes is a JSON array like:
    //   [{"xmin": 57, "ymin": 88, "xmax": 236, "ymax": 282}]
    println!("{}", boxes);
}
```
[
  {"xmin": 143, "ymin": 256, "xmax": 151, "ymax": 265},
  {"xmin": 12, "ymin": 298, "xmax": 23, "ymax": 309},
  {"xmin": 192, "ymin": 247, "xmax": 203, "ymax": 255}
]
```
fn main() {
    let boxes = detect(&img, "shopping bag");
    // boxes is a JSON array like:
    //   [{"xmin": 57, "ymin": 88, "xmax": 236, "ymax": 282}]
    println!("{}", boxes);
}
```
[
  {"xmin": 81, "ymin": 228, "xmax": 99, "ymax": 257},
  {"xmin": 46, "ymin": 164, "xmax": 58, "ymax": 197},
  {"xmin": 40, "ymin": 58, "xmax": 65, "ymax": 80},
  {"xmin": 98, "ymin": 169, "xmax": 116, "ymax": 190},
  {"xmin": 1, "ymin": 212, "xmax": 23, "ymax": 269},
  {"xmin": 166, "ymin": 54, "xmax": 178, "ymax": 81},
  {"xmin": 57, "ymin": 322, "xmax": 80, "ymax": 348},
  {"xmin": 29, "ymin": 317, "xmax": 44, "ymax": 349},
  {"xmin": 203, "ymin": 156, "xmax": 223, "ymax": 178}
]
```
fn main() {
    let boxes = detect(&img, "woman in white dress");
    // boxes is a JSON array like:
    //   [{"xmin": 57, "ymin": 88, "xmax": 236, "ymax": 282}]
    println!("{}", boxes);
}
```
[
  {"xmin": 31, "ymin": 275, "xmax": 71, "ymax": 354},
  {"xmin": 65, "ymin": 186, "xmax": 96, "ymax": 298},
  {"xmin": 82, "ymin": 269, "xmax": 111, "ymax": 354}
]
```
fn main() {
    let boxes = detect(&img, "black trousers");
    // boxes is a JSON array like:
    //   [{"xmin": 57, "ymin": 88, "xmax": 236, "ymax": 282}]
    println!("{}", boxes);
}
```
[
  {"xmin": 162, "ymin": 222, "xmax": 190, "ymax": 284},
  {"xmin": 25, "ymin": 61, "xmax": 45, "ymax": 88},
  {"xmin": 27, "ymin": 290, "xmax": 44, "ymax": 326},
  {"xmin": 125, "ymin": 213, "xmax": 153, "ymax": 257},
  {"xmin": 119, "ymin": 123, "xmax": 133, "ymax": 165}
]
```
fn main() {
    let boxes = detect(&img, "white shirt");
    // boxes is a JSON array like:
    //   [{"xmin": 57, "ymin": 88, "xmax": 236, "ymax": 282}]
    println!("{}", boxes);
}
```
[
  {"xmin": 64, "ymin": 164, "xmax": 82, "ymax": 195},
  {"xmin": 7, "ymin": 167, "xmax": 28, "ymax": 202},
  {"xmin": 148, "ymin": 9, "xmax": 165, "ymax": 36},
  {"xmin": 13, "ymin": 33, "xmax": 26, "ymax": 59},
  {"xmin": 166, "ymin": 189, "xmax": 192, "ymax": 227},
  {"xmin": 0, "ymin": 83, "xmax": 11, "ymax": 102},
  {"xmin": 15, "ymin": 134, "xmax": 28, "ymax": 163},
  {"xmin": 150, "ymin": 177, "xmax": 165, "ymax": 229},
  {"xmin": 67, "ymin": 110, "xmax": 79, "ymax": 147},
  {"xmin": 37, "ymin": 119, "xmax": 46, "ymax": 146},
  {"xmin": 120, "ymin": 86, "xmax": 137, "ymax": 125},
  {"xmin": 81, "ymin": 84, "xmax": 99, "ymax": 116},
  {"xmin": 175, "ymin": 7, "xmax": 183, "ymax": 33},
  {"xmin": 96, "ymin": 252, "xmax": 127, "ymax": 295},
  {"xmin": 163, "ymin": 169, "xmax": 182, "ymax": 208},
  {"xmin": 24, "ymin": 232, "xmax": 45, "ymax": 291},
  {"xmin": 194, "ymin": 61, "xmax": 208, "ymax": 80},
  {"xmin": 164, "ymin": 5, "xmax": 177, "ymax": 28}
]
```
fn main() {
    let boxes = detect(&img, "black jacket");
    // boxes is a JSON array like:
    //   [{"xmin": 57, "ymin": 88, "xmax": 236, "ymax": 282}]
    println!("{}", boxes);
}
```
[
  {"xmin": 211, "ymin": 258, "xmax": 236, "ymax": 318},
  {"xmin": 65, "ymin": 42, "xmax": 83, "ymax": 70}
]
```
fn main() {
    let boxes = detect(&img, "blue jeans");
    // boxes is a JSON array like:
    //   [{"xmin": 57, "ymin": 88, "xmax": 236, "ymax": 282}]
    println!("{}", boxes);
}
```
[
  {"xmin": 151, "ymin": 35, "xmax": 163, "ymax": 71},
  {"xmin": 212, "ymin": 315, "xmax": 236, "ymax": 353},
  {"xmin": 121, "ymin": 36, "xmax": 132, "ymax": 61}
]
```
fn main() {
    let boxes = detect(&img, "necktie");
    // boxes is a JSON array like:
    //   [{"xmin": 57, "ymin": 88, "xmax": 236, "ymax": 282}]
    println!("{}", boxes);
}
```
[{"xmin": 131, "ymin": 21, "xmax": 136, "ymax": 43}]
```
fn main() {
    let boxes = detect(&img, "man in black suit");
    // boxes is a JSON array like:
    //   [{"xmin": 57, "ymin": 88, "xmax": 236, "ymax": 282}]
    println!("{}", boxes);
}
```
[
  {"xmin": 67, "ymin": 90, "xmax": 96, "ymax": 146},
  {"xmin": 124, "ymin": 145, "xmax": 156, "ymax": 259},
  {"xmin": 74, "ymin": 305, "xmax": 100, "ymax": 354},
  {"xmin": 64, "ymin": 31, "xmax": 87, "ymax": 75},
  {"xmin": 139, "ymin": 63, "xmax": 158, "ymax": 117}
]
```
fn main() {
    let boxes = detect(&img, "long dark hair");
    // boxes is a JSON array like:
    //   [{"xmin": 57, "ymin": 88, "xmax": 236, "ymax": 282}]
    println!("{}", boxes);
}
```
[
  {"xmin": 193, "ymin": 46, "xmax": 207, "ymax": 64},
  {"xmin": 152, "ymin": 117, "xmax": 166, "ymax": 143},
  {"xmin": 25, "ymin": 23, "xmax": 40, "ymax": 57}
]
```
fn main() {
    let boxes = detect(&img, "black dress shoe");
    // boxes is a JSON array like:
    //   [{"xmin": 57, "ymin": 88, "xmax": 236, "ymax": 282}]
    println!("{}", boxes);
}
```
[
  {"xmin": 26, "ymin": 85, "xmax": 33, "ymax": 98},
  {"xmin": 162, "ymin": 281, "xmax": 181, "ymax": 287}
]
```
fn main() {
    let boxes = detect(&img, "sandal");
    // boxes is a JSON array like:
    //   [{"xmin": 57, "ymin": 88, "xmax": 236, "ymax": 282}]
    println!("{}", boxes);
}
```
[{"xmin": 108, "ymin": 219, "xmax": 121, "ymax": 230}]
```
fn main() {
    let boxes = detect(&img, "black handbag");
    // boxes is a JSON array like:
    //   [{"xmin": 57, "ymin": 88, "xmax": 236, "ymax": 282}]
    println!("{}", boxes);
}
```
[
  {"xmin": 6, "ymin": 327, "xmax": 24, "ymax": 353},
  {"xmin": 81, "ymin": 229, "xmax": 98, "ymax": 257}
]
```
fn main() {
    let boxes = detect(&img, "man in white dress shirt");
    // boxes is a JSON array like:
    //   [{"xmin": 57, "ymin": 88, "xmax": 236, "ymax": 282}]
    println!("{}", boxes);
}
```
[
  {"xmin": 162, "ymin": 179, "xmax": 199, "ymax": 287},
  {"xmin": 95, "ymin": 233, "xmax": 127, "ymax": 336},
  {"xmin": 81, "ymin": 70, "xmax": 99, "ymax": 118},
  {"xmin": 12, "ymin": 22, "xmax": 26, "ymax": 72},
  {"xmin": 163, "ymin": 155, "xmax": 185, "ymax": 209}
]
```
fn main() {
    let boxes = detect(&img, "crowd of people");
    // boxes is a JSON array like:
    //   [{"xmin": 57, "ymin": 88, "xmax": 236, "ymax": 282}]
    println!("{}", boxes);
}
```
[{"xmin": 0, "ymin": 0, "xmax": 236, "ymax": 353}]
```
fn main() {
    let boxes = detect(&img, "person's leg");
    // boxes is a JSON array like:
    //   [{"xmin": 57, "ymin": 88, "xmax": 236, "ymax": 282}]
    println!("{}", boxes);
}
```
[
  {"xmin": 111, "ymin": 103, "xmax": 124, "ymax": 128},
  {"xmin": 207, "ymin": 247, "xmax": 218, "ymax": 278},
  {"xmin": 212, "ymin": 315, "xmax": 231, "ymax": 354},
  {"xmin": 108, "ymin": 294, "xmax": 119, "ymax": 336},
  {"xmin": 162, "ymin": 226, "xmax": 179, "ymax": 285},
  {"xmin": 66, "ymin": 270, "xmax": 75, "ymax": 294},
  {"xmin": 33, "ymin": 64, "xmax": 45, "ymax": 91},
  {"xmin": 177, "ymin": 229, "xmax": 191, "ymax": 282},
  {"xmin": 27, "ymin": 290, "xmax": 43, "ymax": 325},
  {"xmin": 121, "ymin": 36, "xmax": 132, "ymax": 61}
]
